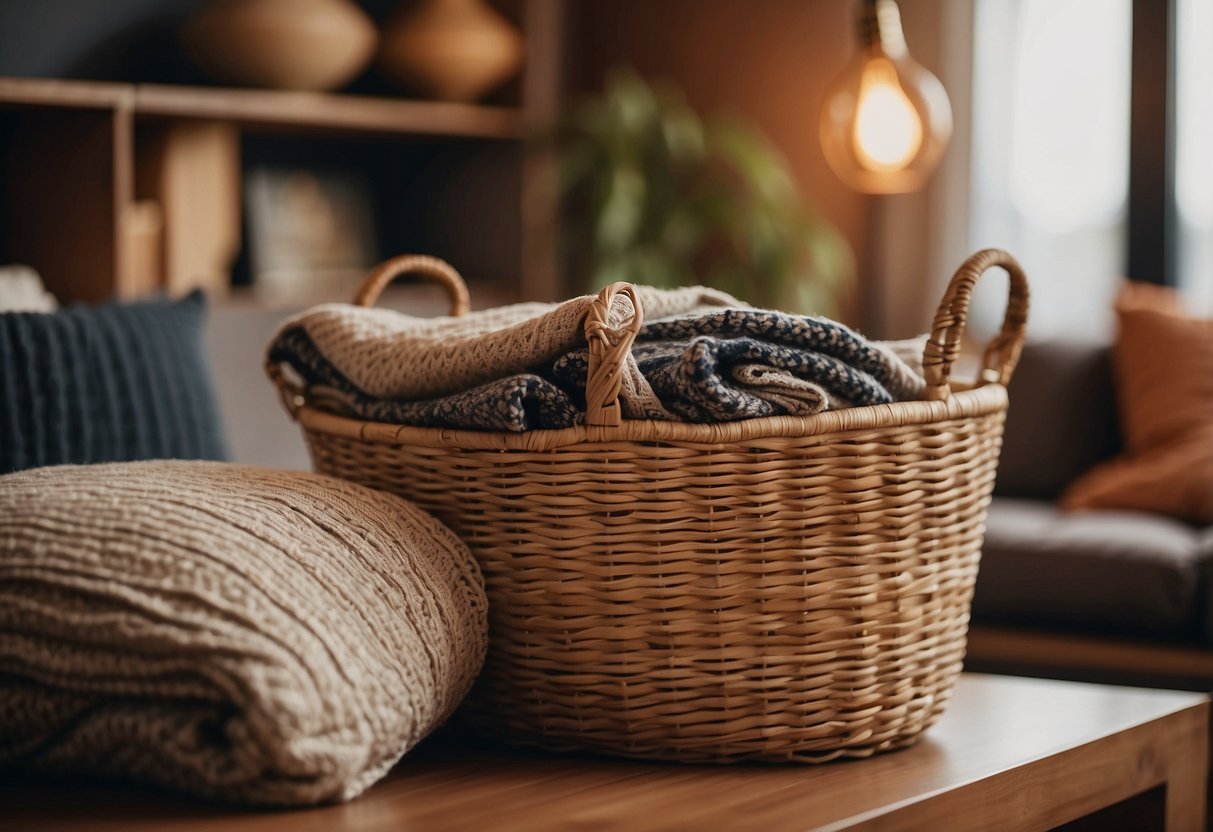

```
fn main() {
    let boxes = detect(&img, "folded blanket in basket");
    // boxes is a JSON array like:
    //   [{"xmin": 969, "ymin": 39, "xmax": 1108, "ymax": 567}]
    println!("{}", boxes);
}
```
[
  {"xmin": 553, "ymin": 310, "xmax": 927, "ymax": 422},
  {"xmin": 271, "ymin": 284, "xmax": 741, "ymax": 405},
  {"xmin": 272, "ymin": 324, "xmax": 582, "ymax": 431},
  {"xmin": 267, "ymin": 288, "xmax": 927, "ymax": 432},
  {"xmin": 269, "ymin": 285, "xmax": 741, "ymax": 431}
]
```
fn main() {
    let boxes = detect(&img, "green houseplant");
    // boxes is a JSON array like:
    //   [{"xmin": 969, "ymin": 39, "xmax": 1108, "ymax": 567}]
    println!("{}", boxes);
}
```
[{"xmin": 557, "ymin": 69, "xmax": 853, "ymax": 315}]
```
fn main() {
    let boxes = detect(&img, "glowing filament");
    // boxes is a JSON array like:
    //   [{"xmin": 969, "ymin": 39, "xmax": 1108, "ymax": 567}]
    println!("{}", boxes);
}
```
[{"xmin": 853, "ymin": 58, "xmax": 923, "ymax": 173}]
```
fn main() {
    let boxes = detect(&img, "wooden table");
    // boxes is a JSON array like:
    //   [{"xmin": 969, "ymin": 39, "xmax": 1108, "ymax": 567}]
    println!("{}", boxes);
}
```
[{"xmin": 3, "ymin": 674, "xmax": 1207, "ymax": 832}]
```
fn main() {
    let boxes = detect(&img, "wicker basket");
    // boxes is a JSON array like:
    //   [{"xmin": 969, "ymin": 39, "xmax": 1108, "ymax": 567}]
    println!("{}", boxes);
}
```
[{"xmin": 268, "ymin": 248, "xmax": 1029, "ymax": 763}]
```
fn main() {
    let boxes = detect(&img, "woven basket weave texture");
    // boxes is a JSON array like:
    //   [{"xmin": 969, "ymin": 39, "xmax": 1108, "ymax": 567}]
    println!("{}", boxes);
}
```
[{"xmin": 271, "ymin": 249, "xmax": 1029, "ymax": 763}]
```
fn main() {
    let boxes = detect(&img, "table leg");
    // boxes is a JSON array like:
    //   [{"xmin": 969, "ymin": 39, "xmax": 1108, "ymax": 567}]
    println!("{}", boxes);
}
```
[{"xmin": 1164, "ymin": 702, "xmax": 1208, "ymax": 832}]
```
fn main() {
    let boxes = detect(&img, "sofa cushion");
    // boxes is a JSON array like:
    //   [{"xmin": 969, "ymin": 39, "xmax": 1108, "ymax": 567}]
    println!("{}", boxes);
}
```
[
  {"xmin": 1061, "ymin": 282, "xmax": 1213, "ymax": 525},
  {"xmin": 994, "ymin": 340, "xmax": 1121, "ymax": 499},
  {"xmin": 971, "ymin": 498, "xmax": 1204, "ymax": 640},
  {"xmin": 0, "ymin": 461, "xmax": 487, "ymax": 806},
  {"xmin": 0, "ymin": 291, "xmax": 228, "ymax": 474}
]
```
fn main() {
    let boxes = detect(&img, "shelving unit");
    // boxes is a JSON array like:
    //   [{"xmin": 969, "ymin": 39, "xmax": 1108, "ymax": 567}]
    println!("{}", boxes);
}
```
[
  {"xmin": 0, "ymin": 0, "xmax": 562, "ymax": 306},
  {"xmin": 133, "ymin": 84, "xmax": 527, "ymax": 139}
]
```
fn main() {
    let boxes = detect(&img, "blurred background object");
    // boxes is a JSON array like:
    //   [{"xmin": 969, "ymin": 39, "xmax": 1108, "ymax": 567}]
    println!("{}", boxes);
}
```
[
  {"xmin": 245, "ymin": 167, "xmax": 377, "ymax": 302},
  {"xmin": 0, "ymin": 264, "xmax": 58, "ymax": 312},
  {"xmin": 0, "ymin": 0, "xmax": 559, "ymax": 308},
  {"xmin": 378, "ymin": 0, "xmax": 524, "ymax": 102},
  {"xmin": 137, "ymin": 121, "xmax": 241, "ymax": 297},
  {"xmin": 182, "ymin": 0, "xmax": 378, "ymax": 91},
  {"xmin": 558, "ymin": 69, "xmax": 852, "ymax": 316},
  {"xmin": 0, "ymin": 0, "xmax": 1205, "ymax": 334}
]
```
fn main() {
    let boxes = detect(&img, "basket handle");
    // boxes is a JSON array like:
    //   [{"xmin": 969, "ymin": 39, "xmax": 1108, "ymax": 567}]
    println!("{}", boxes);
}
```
[
  {"xmin": 584, "ymin": 282, "xmax": 644, "ymax": 427},
  {"xmin": 353, "ymin": 254, "xmax": 471, "ymax": 316},
  {"xmin": 267, "ymin": 254, "xmax": 471, "ymax": 420},
  {"xmin": 923, "ymin": 248, "xmax": 1029, "ymax": 400}
]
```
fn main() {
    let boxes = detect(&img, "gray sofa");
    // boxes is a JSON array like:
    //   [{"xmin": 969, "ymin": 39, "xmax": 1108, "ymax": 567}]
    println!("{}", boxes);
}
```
[
  {"xmin": 966, "ymin": 340, "xmax": 1213, "ymax": 689},
  {"xmin": 206, "ymin": 306, "xmax": 1213, "ymax": 689}
]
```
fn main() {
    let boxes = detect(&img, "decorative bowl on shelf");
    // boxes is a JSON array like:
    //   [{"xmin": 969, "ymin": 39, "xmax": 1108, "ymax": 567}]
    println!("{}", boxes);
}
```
[
  {"xmin": 183, "ymin": 0, "xmax": 378, "ymax": 92},
  {"xmin": 378, "ymin": 0, "xmax": 524, "ymax": 103}
]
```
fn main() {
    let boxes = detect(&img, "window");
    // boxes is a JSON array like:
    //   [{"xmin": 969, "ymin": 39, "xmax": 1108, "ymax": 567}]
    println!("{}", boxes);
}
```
[
  {"xmin": 969, "ymin": 0, "xmax": 1133, "ymax": 339},
  {"xmin": 1176, "ymin": 0, "xmax": 1213, "ymax": 309}
]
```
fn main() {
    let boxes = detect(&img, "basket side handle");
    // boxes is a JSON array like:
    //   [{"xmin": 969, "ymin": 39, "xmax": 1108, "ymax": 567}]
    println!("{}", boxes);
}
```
[
  {"xmin": 923, "ymin": 248, "xmax": 1029, "ymax": 400},
  {"xmin": 353, "ymin": 254, "xmax": 471, "ymax": 316},
  {"xmin": 584, "ymin": 282, "xmax": 644, "ymax": 427}
]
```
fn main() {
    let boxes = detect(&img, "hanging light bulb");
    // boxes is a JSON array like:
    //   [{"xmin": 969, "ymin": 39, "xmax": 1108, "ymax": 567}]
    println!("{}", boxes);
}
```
[{"xmin": 820, "ymin": 0, "xmax": 952, "ymax": 194}]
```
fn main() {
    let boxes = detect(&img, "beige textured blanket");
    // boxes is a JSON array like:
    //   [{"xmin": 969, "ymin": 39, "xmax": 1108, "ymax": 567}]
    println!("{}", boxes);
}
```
[
  {"xmin": 271, "ymin": 285, "xmax": 744, "ymax": 419},
  {"xmin": 0, "ymin": 462, "xmax": 487, "ymax": 806}
]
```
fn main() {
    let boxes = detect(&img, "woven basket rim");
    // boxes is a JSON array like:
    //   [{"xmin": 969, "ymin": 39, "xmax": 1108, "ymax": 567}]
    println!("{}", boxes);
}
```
[{"xmin": 295, "ymin": 382, "xmax": 1008, "ymax": 451}]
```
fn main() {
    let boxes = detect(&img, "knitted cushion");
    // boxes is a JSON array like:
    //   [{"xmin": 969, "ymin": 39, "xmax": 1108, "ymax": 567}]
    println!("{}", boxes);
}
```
[
  {"xmin": 0, "ymin": 461, "xmax": 488, "ymax": 806},
  {"xmin": 1061, "ymin": 282, "xmax": 1213, "ymax": 525},
  {"xmin": 0, "ymin": 292, "xmax": 227, "ymax": 474}
]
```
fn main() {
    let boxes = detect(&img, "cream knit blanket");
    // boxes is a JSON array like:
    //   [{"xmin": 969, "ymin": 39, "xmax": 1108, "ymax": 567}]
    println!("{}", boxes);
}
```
[
  {"xmin": 0, "ymin": 462, "xmax": 487, "ymax": 806},
  {"xmin": 270, "ymin": 285, "xmax": 744, "ymax": 419}
]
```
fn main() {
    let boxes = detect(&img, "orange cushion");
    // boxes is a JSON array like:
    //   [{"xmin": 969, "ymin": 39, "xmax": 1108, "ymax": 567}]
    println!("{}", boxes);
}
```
[{"xmin": 1061, "ymin": 282, "xmax": 1213, "ymax": 525}]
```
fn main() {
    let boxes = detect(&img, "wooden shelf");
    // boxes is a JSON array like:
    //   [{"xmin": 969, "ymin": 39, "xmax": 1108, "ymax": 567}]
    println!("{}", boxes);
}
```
[
  {"xmin": 134, "ymin": 84, "xmax": 526, "ymax": 139},
  {"xmin": 0, "ymin": 77, "xmax": 132, "ymax": 110},
  {"xmin": 0, "ymin": 0, "xmax": 562, "ymax": 305},
  {"xmin": 0, "ymin": 77, "xmax": 525, "ymax": 140}
]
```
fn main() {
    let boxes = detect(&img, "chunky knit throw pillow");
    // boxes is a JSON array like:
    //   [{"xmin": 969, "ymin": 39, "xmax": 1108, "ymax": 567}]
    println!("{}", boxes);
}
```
[
  {"xmin": 0, "ymin": 461, "xmax": 488, "ymax": 806},
  {"xmin": 0, "ymin": 291, "xmax": 228, "ymax": 474}
]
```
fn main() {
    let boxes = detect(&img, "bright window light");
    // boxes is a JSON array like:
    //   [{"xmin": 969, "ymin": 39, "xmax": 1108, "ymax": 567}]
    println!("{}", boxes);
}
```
[
  {"xmin": 1176, "ymin": 0, "xmax": 1213, "ymax": 309},
  {"xmin": 1008, "ymin": 1, "xmax": 1130, "ymax": 233},
  {"xmin": 970, "ymin": 0, "xmax": 1131, "ymax": 339}
]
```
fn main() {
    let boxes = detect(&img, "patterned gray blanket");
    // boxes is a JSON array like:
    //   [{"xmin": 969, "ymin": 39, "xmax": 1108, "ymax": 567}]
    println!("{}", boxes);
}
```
[{"xmin": 269, "ymin": 305, "xmax": 926, "ymax": 432}]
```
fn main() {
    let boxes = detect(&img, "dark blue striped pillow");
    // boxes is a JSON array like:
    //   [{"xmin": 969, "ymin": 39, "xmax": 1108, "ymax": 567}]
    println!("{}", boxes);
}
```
[{"xmin": 0, "ymin": 291, "xmax": 228, "ymax": 473}]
